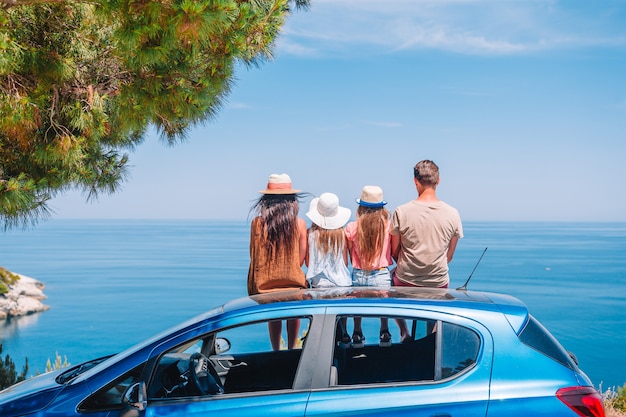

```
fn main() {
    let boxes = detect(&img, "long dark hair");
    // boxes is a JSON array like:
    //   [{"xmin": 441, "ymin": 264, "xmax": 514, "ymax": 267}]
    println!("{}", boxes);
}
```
[{"xmin": 250, "ymin": 193, "xmax": 302, "ymax": 260}]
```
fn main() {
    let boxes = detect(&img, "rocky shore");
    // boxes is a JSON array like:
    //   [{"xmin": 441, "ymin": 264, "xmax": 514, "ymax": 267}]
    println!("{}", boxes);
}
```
[{"xmin": 0, "ymin": 273, "xmax": 49, "ymax": 320}]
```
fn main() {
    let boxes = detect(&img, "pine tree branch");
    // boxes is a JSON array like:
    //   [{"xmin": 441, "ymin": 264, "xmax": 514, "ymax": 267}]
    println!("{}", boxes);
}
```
[{"xmin": 1, "ymin": 0, "xmax": 66, "ymax": 9}]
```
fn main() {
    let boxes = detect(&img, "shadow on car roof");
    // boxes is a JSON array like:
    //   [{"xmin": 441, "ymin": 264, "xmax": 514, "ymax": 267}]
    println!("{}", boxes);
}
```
[
  {"xmin": 221, "ymin": 286, "xmax": 524, "ymax": 309},
  {"xmin": 250, "ymin": 287, "xmax": 455, "ymax": 304}
]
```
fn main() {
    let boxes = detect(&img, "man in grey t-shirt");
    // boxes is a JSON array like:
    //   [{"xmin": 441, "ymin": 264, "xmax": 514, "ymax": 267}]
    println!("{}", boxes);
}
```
[{"xmin": 390, "ymin": 160, "xmax": 463, "ymax": 289}]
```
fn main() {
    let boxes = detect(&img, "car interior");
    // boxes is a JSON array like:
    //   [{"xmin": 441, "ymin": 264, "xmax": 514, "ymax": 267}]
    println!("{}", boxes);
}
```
[
  {"xmin": 77, "ymin": 313, "xmax": 481, "ymax": 412},
  {"xmin": 331, "ymin": 318, "xmax": 437, "ymax": 385},
  {"xmin": 148, "ymin": 317, "xmax": 311, "ymax": 399},
  {"xmin": 146, "ymin": 314, "xmax": 480, "ymax": 400}
]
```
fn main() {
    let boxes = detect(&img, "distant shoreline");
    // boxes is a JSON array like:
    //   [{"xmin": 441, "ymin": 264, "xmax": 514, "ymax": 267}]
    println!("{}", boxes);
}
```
[{"xmin": 0, "ymin": 272, "xmax": 49, "ymax": 320}]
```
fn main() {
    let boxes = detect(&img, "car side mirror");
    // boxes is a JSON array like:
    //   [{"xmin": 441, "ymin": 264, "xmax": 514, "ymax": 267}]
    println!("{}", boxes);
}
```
[
  {"xmin": 215, "ymin": 337, "xmax": 231, "ymax": 354},
  {"xmin": 122, "ymin": 381, "xmax": 147, "ymax": 414}
]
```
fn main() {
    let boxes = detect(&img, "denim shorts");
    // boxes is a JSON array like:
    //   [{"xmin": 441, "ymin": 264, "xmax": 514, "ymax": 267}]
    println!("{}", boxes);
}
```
[{"xmin": 351, "ymin": 268, "xmax": 391, "ymax": 287}]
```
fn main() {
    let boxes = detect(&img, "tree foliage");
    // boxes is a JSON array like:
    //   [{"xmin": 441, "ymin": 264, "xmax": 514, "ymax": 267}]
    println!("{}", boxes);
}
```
[
  {"xmin": 0, "ymin": 266, "xmax": 19, "ymax": 294},
  {"xmin": 0, "ymin": 344, "xmax": 28, "ymax": 390},
  {"xmin": 0, "ymin": 0, "xmax": 309, "ymax": 230}
]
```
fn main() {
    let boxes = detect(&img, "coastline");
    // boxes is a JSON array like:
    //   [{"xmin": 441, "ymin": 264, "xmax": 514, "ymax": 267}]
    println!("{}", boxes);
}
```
[{"xmin": 0, "ymin": 271, "xmax": 49, "ymax": 320}]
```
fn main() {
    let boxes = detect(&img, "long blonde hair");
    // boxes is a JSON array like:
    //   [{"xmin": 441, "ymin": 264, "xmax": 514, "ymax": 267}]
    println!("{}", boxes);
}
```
[
  {"xmin": 356, "ymin": 206, "xmax": 389, "ymax": 270},
  {"xmin": 309, "ymin": 224, "xmax": 345, "ymax": 257}
]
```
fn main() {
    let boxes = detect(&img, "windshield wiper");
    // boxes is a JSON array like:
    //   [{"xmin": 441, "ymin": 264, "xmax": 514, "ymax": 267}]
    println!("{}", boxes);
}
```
[{"xmin": 55, "ymin": 355, "xmax": 113, "ymax": 384}]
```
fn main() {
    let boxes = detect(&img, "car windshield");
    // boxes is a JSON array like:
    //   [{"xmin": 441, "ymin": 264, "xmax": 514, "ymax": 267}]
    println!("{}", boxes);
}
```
[
  {"xmin": 71, "ymin": 306, "xmax": 225, "ymax": 385},
  {"xmin": 55, "ymin": 356, "xmax": 113, "ymax": 384}
]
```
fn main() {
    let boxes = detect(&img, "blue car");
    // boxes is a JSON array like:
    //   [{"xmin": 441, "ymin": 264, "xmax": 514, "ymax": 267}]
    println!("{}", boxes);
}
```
[{"xmin": 0, "ymin": 287, "xmax": 605, "ymax": 417}]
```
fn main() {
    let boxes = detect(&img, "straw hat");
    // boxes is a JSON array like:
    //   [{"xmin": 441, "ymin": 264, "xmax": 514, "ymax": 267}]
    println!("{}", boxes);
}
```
[
  {"xmin": 259, "ymin": 173, "xmax": 301, "ymax": 194},
  {"xmin": 356, "ymin": 185, "xmax": 387, "ymax": 208},
  {"xmin": 306, "ymin": 193, "xmax": 351, "ymax": 230}
]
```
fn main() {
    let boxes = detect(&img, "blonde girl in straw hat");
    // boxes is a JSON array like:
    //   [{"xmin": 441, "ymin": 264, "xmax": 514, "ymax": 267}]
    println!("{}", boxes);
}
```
[{"xmin": 345, "ymin": 185, "xmax": 394, "ymax": 348}]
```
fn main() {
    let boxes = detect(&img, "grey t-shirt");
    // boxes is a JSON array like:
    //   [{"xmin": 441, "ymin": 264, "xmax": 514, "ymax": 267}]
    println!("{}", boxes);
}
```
[{"xmin": 390, "ymin": 200, "xmax": 463, "ymax": 287}]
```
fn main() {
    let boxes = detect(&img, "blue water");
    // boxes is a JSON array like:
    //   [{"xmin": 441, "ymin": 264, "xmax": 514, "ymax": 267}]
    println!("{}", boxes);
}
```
[{"xmin": 1, "ymin": 220, "xmax": 625, "ymax": 389}]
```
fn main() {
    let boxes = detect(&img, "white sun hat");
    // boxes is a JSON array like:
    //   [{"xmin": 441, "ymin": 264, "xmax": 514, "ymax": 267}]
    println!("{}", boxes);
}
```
[{"xmin": 306, "ymin": 193, "xmax": 352, "ymax": 230}]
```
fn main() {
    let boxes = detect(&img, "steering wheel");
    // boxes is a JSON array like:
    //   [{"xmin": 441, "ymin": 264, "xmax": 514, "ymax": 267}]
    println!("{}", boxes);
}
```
[{"xmin": 188, "ymin": 352, "xmax": 224, "ymax": 396}]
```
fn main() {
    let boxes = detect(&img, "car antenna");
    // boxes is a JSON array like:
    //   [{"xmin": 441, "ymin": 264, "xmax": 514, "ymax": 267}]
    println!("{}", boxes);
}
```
[{"xmin": 456, "ymin": 247, "xmax": 488, "ymax": 291}]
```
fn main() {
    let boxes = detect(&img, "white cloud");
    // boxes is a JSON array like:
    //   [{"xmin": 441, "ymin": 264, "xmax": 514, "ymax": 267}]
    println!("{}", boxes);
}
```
[
  {"xmin": 363, "ymin": 120, "xmax": 403, "ymax": 128},
  {"xmin": 227, "ymin": 102, "xmax": 251, "ymax": 110},
  {"xmin": 281, "ymin": 0, "xmax": 626, "ymax": 56},
  {"xmin": 276, "ymin": 38, "xmax": 322, "ymax": 57}
]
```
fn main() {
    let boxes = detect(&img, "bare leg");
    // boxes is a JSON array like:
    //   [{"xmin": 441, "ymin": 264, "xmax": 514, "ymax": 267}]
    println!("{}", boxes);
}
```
[
  {"xmin": 380, "ymin": 317, "xmax": 389, "ymax": 332},
  {"xmin": 379, "ymin": 317, "xmax": 392, "ymax": 347},
  {"xmin": 268, "ymin": 320, "xmax": 282, "ymax": 351},
  {"xmin": 353, "ymin": 317, "xmax": 362, "ymax": 334},
  {"xmin": 286, "ymin": 318, "xmax": 301, "ymax": 349},
  {"xmin": 352, "ymin": 317, "xmax": 365, "ymax": 346},
  {"xmin": 395, "ymin": 318, "xmax": 410, "ymax": 342}
]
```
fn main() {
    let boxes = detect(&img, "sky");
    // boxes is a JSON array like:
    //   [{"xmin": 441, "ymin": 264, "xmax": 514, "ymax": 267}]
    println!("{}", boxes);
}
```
[{"xmin": 51, "ymin": 0, "xmax": 626, "ymax": 222}]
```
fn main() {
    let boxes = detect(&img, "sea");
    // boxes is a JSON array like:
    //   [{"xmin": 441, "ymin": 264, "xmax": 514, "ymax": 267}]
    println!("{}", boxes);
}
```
[{"xmin": 1, "ymin": 219, "xmax": 625, "ymax": 390}]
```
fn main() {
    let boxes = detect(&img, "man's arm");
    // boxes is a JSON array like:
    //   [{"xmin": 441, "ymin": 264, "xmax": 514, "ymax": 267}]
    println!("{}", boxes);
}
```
[
  {"xmin": 446, "ymin": 235, "xmax": 459, "ymax": 263},
  {"xmin": 391, "ymin": 233, "xmax": 401, "ymax": 262}
]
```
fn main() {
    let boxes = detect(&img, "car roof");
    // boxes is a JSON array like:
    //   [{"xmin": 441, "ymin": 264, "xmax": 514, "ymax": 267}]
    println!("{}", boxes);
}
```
[{"xmin": 221, "ymin": 287, "xmax": 529, "ymax": 333}]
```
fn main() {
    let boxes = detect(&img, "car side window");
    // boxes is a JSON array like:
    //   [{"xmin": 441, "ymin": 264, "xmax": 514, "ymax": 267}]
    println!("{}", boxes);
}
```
[
  {"xmin": 441, "ymin": 322, "xmax": 481, "ymax": 379},
  {"xmin": 217, "ymin": 318, "xmax": 310, "ymax": 393},
  {"xmin": 78, "ymin": 364, "xmax": 144, "ymax": 412},
  {"xmin": 332, "ymin": 316, "xmax": 479, "ymax": 386},
  {"xmin": 149, "ymin": 316, "xmax": 311, "ymax": 399}
]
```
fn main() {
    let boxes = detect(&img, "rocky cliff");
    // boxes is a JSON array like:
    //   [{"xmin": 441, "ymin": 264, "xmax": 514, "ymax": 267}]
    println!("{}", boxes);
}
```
[{"xmin": 0, "ymin": 273, "xmax": 49, "ymax": 320}]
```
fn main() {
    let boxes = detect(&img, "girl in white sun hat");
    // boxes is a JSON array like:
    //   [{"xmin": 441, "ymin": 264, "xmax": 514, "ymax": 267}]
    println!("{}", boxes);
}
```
[
  {"xmin": 305, "ymin": 192, "xmax": 352, "ymax": 288},
  {"xmin": 305, "ymin": 192, "xmax": 352, "ymax": 346}
]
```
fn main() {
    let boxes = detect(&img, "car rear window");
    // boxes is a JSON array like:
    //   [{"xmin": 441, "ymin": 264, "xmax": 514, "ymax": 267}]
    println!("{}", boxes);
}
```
[
  {"xmin": 441, "ymin": 322, "xmax": 481, "ymax": 379},
  {"xmin": 518, "ymin": 315, "xmax": 577, "ymax": 370}
]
